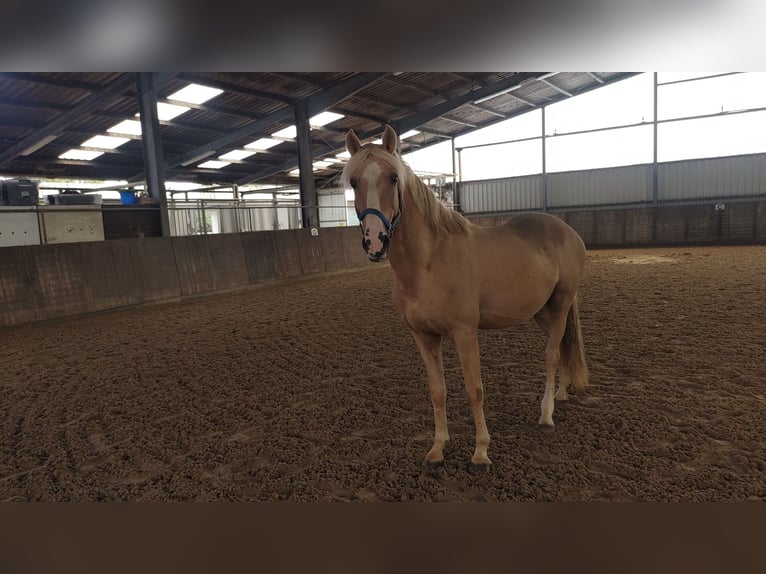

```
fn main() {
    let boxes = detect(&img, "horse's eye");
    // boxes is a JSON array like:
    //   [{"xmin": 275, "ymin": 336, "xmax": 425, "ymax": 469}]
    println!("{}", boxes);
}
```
[
  {"xmin": 390, "ymin": 174, "xmax": 399, "ymax": 185},
  {"xmin": 349, "ymin": 178, "xmax": 357, "ymax": 189}
]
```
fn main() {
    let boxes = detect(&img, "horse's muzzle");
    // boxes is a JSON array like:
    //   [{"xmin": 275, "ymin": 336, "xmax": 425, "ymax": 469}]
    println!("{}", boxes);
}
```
[{"xmin": 362, "ymin": 231, "xmax": 390, "ymax": 262}]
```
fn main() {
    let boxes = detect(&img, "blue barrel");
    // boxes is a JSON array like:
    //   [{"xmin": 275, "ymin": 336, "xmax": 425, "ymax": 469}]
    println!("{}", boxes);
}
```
[{"xmin": 119, "ymin": 190, "xmax": 138, "ymax": 204}]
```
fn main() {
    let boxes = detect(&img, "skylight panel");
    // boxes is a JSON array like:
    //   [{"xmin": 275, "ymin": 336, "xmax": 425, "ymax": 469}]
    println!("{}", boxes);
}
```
[
  {"xmin": 107, "ymin": 119, "xmax": 143, "ymax": 136},
  {"xmin": 81, "ymin": 135, "xmax": 130, "ymax": 149},
  {"xmin": 136, "ymin": 102, "xmax": 190, "ymax": 122},
  {"xmin": 272, "ymin": 126, "xmax": 297, "ymax": 139},
  {"xmin": 167, "ymin": 83, "xmax": 224, "ymax": 105},
  {"xmin": 289, "ymin": 168, "xmax": 300, "ymax": 176},
  {"xmin": 244, "ymin": 137, "xmax": 281, "ymax": 150},
  {"xmin": 400, "ymin": 130, "xmax": 420, "ymax": 139},
  {"xmin": 59, "ymin": 149, "xmax": 104, "ymax": 161},
  {"xmin": 219, "ymin": 149, "xmax": 256, "ymax": 161},
  {"xmin": 310, "ymin": 111, "xmax": 344, "ymax": 127},
  {"xmin": 335, "ymin": 151, "xmax": 351, "ymax": 160},
  {"xmin": 312, "ymin": 160, "xmax": 333, "ymax": 169},
  {"xmin": 198, "ymin": 160, "xmax": 230, "ymax": 169}
]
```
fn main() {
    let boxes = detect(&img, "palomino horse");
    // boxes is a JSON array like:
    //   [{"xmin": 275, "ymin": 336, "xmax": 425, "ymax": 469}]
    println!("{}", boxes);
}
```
[{"xmin": 342, "ymin": 125, "xmax": 589, "ymax": 470}]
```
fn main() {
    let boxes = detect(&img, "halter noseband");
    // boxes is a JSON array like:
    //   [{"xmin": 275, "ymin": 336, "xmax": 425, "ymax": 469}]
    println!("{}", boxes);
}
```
[{"xmin": 357, "ymin": 186, "xmax": 403, "ymax": 237}]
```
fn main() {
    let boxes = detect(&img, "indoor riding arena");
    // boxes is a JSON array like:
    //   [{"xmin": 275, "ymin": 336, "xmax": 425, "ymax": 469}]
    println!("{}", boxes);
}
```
[{"xmin": 1, "ymin": 73, "xmax": 765, "ymax": 502}]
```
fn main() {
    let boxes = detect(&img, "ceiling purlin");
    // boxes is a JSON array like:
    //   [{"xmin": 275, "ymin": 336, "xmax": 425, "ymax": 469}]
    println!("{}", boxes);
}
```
[
  {"xmin": 127, "ymin": 73, "xmax": 389, "ymax": 184},
  {"xmin": 235, "ymin": 73, "xmax": 546, "ymax": 186},
  {"xmin": 175, "ymin": 73, "xmax": 295, "ymax": 105},
  {"xmin": 0, "ymin": 73, "xmax": 138, "ymax": 168}
]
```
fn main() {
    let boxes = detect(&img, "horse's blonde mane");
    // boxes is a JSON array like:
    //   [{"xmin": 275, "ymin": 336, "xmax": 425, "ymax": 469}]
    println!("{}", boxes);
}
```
[{"xmin": 341, "ymin": 145, "xmax": 470, "ymax": 237}]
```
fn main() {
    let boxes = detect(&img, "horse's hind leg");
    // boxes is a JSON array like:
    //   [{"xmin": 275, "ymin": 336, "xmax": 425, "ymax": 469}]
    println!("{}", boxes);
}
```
[
  {"xmin": 535, "ymin": 293, "xmax": 572, "ymax": 427},
  {"xmin": 412, "ymin": 331, "xmax": 449, "ymax": 467}
]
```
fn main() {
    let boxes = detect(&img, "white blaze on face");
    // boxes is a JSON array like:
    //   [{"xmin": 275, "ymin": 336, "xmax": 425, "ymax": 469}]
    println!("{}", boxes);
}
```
[{"xmin": 358, "ymin": 161, "xmax": 390, "ymax": 260}]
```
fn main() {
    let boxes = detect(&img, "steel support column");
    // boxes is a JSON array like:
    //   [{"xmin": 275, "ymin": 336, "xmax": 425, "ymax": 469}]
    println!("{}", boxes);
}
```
[
  {"xmin": 136, "ymin": 72, "xmax": 170, "ymax": 237},
  {"xmin": 652, "ymin": 72, "xmax": 659, "ymax": 206},
  {"xmin": 542, "ymin": 106, "xmax": 548, "ymax": 212},
  {"xmin": 451, "ymin": 137, "xmax": 458, "ymax": 212},
  {"xmin": 295, "ymin": 100, "xmax": 318, "ymax": 229}
]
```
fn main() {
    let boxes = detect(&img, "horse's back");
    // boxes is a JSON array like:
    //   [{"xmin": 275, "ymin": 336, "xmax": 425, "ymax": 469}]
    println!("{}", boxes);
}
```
[
  {"xmin": 475, "ymin": 212, "xmax": 586, "ymax": 292},
  {"xmin": 501, "ymin": 212, "xmax": 581, "ymax": 248},
  {"xmin": 477, "ymin": 213, "xmax": 584, "ymax": 260}
]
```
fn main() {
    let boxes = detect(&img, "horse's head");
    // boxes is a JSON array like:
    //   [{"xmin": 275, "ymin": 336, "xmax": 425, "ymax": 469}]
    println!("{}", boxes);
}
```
[{"xmin": 342, "ymin": 124, "xmax": 404, "ymax": 262}]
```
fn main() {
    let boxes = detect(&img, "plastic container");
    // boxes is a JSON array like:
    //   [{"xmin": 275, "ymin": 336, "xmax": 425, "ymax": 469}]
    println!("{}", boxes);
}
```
[
  {"xmin": 4, "ymin": 179, "xmax": 39, "ymax": 205},
  {"xmin": 119, "ymin": 190, "xmax": 138, "ymax": 205}
]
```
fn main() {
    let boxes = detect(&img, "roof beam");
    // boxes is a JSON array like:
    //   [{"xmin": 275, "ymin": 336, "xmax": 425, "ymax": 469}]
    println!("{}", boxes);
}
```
[
  {"xmin": 0, "ymin": 73, "xmax": 137, "ymax": 168},
  {"xmin": 540, "ymin": 78, "xmax": 573, "ymax": 98},
  {"xmin": 302, "ymin": 72, "xmax": 388, "ymax": 117},
  {"xmin": 0, "ymin": 72, "xmax": 108, "ymax": 92},
  {"xmin": 236, "ymin": 73, "xmax": 546, "ymax": 186},
  {"xmin": 175, "ymin": 73, "xmax": 295, "ymax": 105},
  {"xmin": 436, "ymin": 116, "xmax": 477, "ymax": 129},
  {"xmin": 505, "ymin": 92, "xmax": 538, "ymax": 108},
  {"xmin": 586, "ymin": 72, "xmax": 604, "ymax": 84},
  {"xmin": 395, "ymin": 73, "xmax": 544, "ymax": 134},
  {"xmin": 385, "ymin": 76, "xmax": 508, "ymax": 119},
  {"xmin": 131, "ymin": 72, "xmax": 388, "ymax": 182},
  {"xmin": 465, "ymin": 102, "xmax": 508, "ymax": 118},
  {"xmin": 447, "ymin": 72, "xmax": 479, "ymax": 85}
]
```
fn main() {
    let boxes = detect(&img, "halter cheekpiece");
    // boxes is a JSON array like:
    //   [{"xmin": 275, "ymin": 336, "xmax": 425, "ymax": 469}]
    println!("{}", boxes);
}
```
[{"xmin": 357, "ymin": 186, "xmax": 403, "ymax": 237}]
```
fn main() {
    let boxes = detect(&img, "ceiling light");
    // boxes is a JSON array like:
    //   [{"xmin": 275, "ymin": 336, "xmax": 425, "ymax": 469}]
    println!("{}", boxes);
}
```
[
  {"xmin": 136, "ymin": 103, "xmax": 190, "ymax": 121},
  {"xmin": 219, "ymin": 149, "xmax": 256, "ymax": 161},
  {"xmin": 107, "ymin": 120, "xmax": 143, "ymax": 136},
  {"xmin": 81, "ymin": 135, "xmax": 130, "ymax": 149},
  {"xmin": 272, "ymin": 126, "xmax": 297, "ymax": 139},
  {"xmin": 244, "ymin": 137, "xmax": 281, "ymax": 150},
  {"xmin": 167, "ymin": 83, "xmax": 223, "ymax": 105},
  {"xmin": 198, "ymin": 160, "xmax": 231, "ymax": 169},
  {"xmin": 59, "ymin": 149, "xmax": 104, "ymax": 161},
  {"xmin": 310, "ymin": 111, "xmax": 344, "ymax": 127}
]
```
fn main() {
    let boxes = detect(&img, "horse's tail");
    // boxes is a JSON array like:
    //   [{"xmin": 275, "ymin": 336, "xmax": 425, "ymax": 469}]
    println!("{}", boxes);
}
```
[{"xmin": 560, "ymin": 296, "xmax": 589, "ymax": 392}]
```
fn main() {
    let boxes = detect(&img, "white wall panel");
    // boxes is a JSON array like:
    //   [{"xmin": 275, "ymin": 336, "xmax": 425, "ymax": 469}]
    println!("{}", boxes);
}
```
[
  {"xmin": 458, "ymin": 175, "xmax": 542, "ymax": 213},
  {"xmin": 658, "ymin": 153, "xmax": 766, "ymax": 200},
  {"xmin": 547, "ymin": 164, "xmax": 652, "ymax": 207}
]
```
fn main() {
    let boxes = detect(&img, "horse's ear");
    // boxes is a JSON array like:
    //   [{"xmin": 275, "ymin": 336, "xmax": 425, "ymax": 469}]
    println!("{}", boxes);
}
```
[
  {"xmin": 381, "ymin": 124, "xmax": 398, "ymax": 154},
  {"xmin": 345, "ymin": 129, "xmax": 362, "ymax": 156}
]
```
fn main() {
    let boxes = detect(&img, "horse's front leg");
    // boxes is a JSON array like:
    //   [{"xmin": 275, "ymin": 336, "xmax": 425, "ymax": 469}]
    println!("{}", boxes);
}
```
[
  {"xmin": 412, "ymin": 330, "xmax": 449, "ymax": 467},
  {"xmin": 452, "ymin": 328, "xmax": 491, "ymax": 468}
]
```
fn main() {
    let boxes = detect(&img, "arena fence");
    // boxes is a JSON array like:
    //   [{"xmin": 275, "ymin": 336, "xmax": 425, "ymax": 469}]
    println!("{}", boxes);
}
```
[{"xmin": 0, "ymin": 227, "xmax": 369, "ymax": 328}]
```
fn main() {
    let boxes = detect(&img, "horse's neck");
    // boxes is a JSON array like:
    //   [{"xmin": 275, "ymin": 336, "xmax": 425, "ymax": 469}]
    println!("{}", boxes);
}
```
[{"xmin": 388, "ymin": 193, "xmax": 437, "ymax": 281}]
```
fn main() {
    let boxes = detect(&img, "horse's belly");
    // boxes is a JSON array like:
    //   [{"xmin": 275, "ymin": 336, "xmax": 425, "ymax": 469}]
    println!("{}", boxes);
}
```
[
  {"xmin": 478, "ymin": 287, "xmax": 552, "ymax": 328},
  {"xmin": 478, "ymin": 302, "xmax": 540, "ymax": 328}
]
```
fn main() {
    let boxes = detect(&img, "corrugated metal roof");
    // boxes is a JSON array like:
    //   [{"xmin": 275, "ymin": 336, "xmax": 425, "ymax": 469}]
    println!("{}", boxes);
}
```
[{"xmin": 0, "ymin": 72, "xmax": 636, "ymax": 186}]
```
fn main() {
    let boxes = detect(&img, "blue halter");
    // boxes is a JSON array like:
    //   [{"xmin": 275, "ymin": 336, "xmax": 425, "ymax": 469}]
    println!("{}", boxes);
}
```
[{"xmin": 357, "ymin": 187, "xmax": 403, "ymax": 237}]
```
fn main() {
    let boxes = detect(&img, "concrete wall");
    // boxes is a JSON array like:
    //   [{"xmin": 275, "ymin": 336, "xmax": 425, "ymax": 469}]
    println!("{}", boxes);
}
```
[
  {"xmin": 0, "ymin": 227, "xmax": 370, "ymax": 328},
  {"xmin": 466, "ymin": 200, "xmax": 766, "ymax": 249}
]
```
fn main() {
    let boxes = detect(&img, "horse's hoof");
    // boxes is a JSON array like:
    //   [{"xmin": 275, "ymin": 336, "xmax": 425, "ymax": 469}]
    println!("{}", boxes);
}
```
[
  {"xmin": 537, "ymin": 422, "xmax": 555, "ymax": 432},
  {"xmin": 422, "ymin": 459, "xmax": 444, "ymax": 471},
  {"xmin": 468, "ymin": 462, "xmax": 492, "ymax": 474}
]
